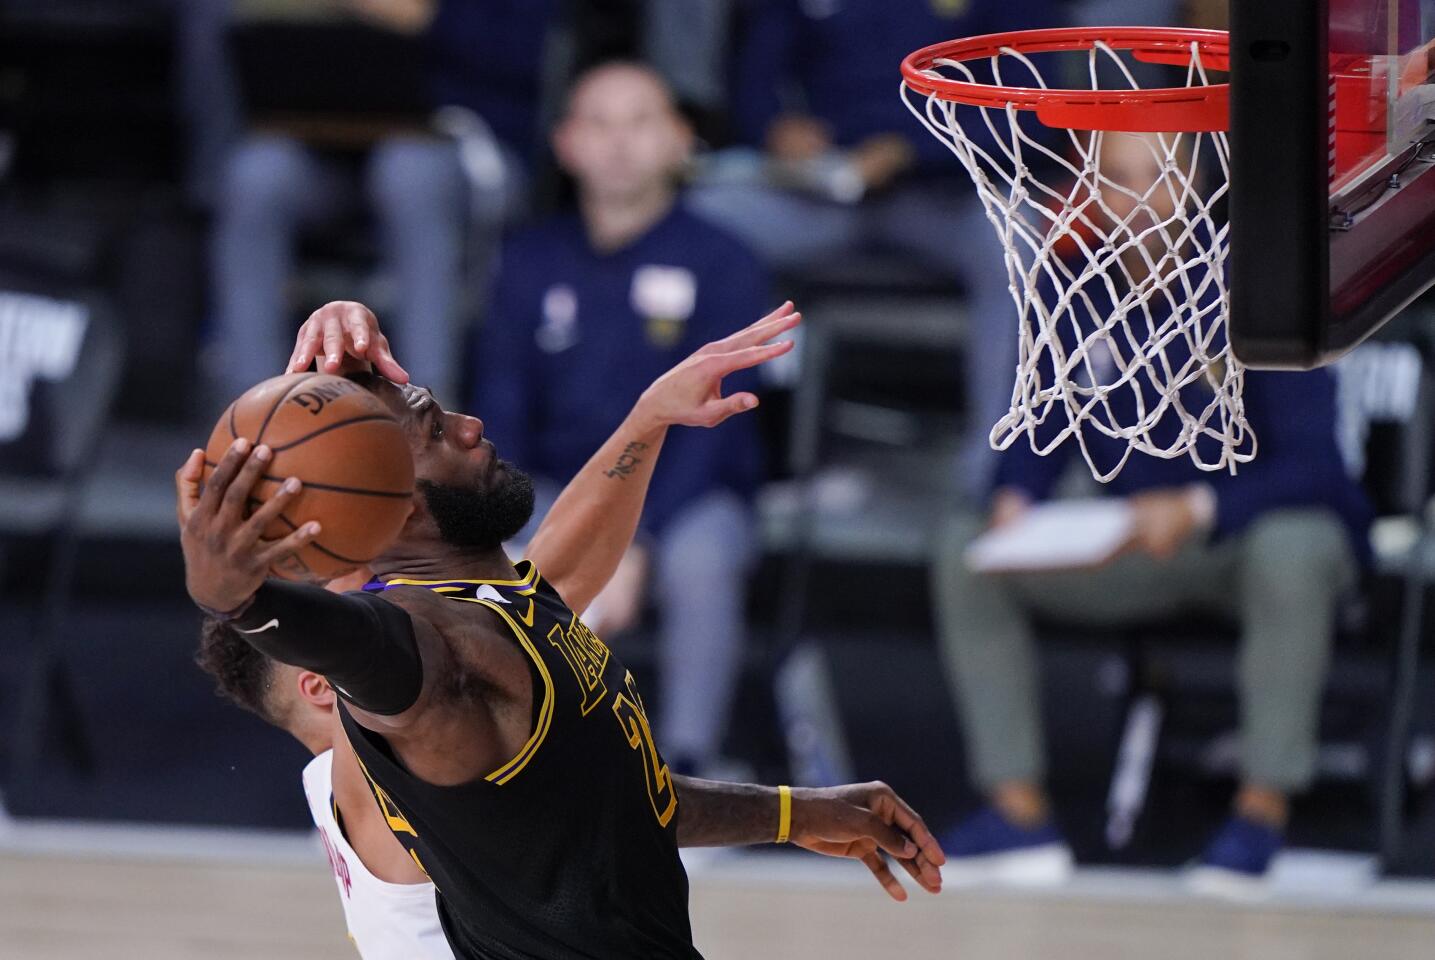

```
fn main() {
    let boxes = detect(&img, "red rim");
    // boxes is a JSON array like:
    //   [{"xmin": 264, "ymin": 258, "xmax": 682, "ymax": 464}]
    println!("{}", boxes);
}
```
[{"xmin": 901, "ymin": 27, "xmax": 1230, "ymax": 132}]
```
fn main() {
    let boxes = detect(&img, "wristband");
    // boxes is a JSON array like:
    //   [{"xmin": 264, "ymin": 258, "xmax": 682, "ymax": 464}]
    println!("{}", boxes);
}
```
[{"xmin": 776, "ymin": 785, "xmax": 792, "ymax": 844}]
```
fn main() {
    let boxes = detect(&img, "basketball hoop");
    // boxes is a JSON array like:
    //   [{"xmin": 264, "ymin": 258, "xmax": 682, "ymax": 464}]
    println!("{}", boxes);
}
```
[{"xmin": 901, "ymin": 28, "xmax": 1254, "ymax": 481}]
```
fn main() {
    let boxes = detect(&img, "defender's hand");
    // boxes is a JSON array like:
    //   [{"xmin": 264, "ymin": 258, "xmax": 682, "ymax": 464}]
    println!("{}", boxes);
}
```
[
  {"xmin": 287, "ymin": 301, "xmax": 410, "ymax": 384},
  {"xmin": 790, "ymin": 781, "xmax": 945, "ymax": 902},
  {"xmin": 175, "ymin": 442, "xmax": 320, "ymax": 613},
  {"xmin": 634, "ymin": 302, "xmax": 800, "ymax": 430}
]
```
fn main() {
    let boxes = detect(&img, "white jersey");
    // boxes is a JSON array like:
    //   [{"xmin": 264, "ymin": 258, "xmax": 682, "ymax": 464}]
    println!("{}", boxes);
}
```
[{"xmin": 302, "ymin": 750, "xmax": 454, "ymax": 960}]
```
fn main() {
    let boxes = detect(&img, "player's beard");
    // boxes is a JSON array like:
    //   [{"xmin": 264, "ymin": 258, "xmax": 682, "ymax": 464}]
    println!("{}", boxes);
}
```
[{"xmin": 418, "ymin": 464, "xmax": 536, "ymax": 550}]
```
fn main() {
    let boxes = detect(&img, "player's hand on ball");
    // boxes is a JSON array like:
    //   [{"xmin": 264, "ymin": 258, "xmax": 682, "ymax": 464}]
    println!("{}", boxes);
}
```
[
  {"xmin": 790, "ymin": 780, "xmax": 945, "ymax": 902},
  {"xmin": 635, "ymin": 301, "xmax": 800, "ymax": 430},
  {"xmin": 175, "ymin": 441, "xmax": 319, "ymax": 614},
  {"xmin": 287, "ymin": 301, "xmax": 410, "ymax": 384}
]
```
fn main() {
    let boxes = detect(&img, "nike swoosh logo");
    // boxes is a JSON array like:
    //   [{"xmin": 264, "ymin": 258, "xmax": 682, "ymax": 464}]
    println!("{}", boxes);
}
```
[{"xmin": 237, "ymin": 618, "xmax": 280, "ymax": 635}]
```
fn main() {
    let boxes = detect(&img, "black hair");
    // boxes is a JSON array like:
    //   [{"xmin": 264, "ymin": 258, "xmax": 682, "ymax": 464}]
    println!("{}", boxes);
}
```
[{"xmin": 195, "ymin": 617, "xmax": 283, "ymax": 725}]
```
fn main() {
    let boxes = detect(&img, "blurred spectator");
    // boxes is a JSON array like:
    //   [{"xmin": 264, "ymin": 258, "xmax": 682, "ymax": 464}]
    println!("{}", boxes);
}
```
[
  {"xmin": 473, "ymin": 62, "xmax": 769, "ymax": 778},
  {"xmin": 687, "ymin": 0, "xmax": 1063, "ymax": 493},
  {"xmin": 171, "ymin": 0, "xmax": 243, "ymax": 207},
  {"xmin": 207, "ymin": 0, "xmax": 554, "ymax": 406},
  {"xmin": 931, "ymin": 134, "xmax": 1374, "ymax": 890}
]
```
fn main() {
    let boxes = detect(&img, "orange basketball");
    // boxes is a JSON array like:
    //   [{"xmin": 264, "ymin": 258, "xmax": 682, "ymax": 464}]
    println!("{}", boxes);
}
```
[{"xmin": 203, "ymin": 373, "xmax": 415, "ymax": 580}]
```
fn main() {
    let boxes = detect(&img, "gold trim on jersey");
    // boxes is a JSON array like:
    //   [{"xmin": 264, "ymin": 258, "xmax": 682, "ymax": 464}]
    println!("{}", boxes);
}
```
[
  {"xmin": 465, "ymin": 596, "xmax": 555, "ymax": 786},
  {"xmin": 381, "ymin": 560, "xmax": 541, "ymax": 591}
]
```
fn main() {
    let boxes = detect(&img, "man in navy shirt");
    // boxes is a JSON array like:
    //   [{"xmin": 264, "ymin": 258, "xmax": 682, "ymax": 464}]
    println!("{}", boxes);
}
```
[
  {"xmin": 474, "ymin": 62, "xmax": 772, "ymax": 777},
  {"xmin": 687, "ymin": 0, "xmax": 1061, "ymax": 490},
  {"xmin": 931, "ymin": 134, "xmax": 1373, "ymax": 892}
]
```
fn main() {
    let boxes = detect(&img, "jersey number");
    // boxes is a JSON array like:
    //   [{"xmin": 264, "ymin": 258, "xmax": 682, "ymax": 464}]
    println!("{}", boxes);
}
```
[{"xmin": 612, "ymin": 671, "xmax": 678, "ymax": 827}]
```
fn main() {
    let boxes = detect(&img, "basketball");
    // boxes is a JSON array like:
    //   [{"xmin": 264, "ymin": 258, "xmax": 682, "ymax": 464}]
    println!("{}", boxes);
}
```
[{"xmin": 202, "ymin": 372, "xmax": 415, "ymax": 580}]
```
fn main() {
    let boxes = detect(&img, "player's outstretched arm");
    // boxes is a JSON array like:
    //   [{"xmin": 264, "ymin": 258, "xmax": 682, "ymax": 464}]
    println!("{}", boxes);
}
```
[
  {"xmin": 176, "ymin": 441, "xmax": 425, "ymax": 719},
  {"xmin": 671, "ymin": 775, "xmax": 945, "ymax": 902},
  {"xmin": 526, "ymin": 302, "xmax": 800, "ymax": 613}
]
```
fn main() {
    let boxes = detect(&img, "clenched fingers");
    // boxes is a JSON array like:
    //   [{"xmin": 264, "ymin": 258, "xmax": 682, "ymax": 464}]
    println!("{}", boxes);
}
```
[
  {"xmin": 255, "ymin": 521, "xmax": 322, "ymax": 568},
  {"xmin": 195, "ymin": 438, "xmax": 251, "ymax": 521},
  {"xmin": 217, "ymin": 444, "xmax": 272, "ymax": 526},
  {"xmin": 241, "ymin": 477, "xmax": 303, "ymax": 544}
]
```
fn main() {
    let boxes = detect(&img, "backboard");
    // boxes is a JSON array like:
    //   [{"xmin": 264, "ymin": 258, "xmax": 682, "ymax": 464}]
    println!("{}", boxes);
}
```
[{"xmin": 1230, "ymin": 0, "xmax": 1435, "ymax": 368}]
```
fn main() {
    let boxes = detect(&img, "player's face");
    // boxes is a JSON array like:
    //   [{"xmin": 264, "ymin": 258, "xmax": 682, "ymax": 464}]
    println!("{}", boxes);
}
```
[
  {"xmin": 369, "ymin": 381, "xmax": 499, "ymax": 490},
  {"xmin": 555, "ymin": 66, "xmax": 691, "ymax": 204},
  {"xmin": 371, "ymin": 380, "xmax": 535, "ymax": 549}
]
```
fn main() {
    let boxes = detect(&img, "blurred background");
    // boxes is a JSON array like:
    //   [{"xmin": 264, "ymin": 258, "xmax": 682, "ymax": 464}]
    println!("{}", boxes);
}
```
[{"xmin": 3, "ymin": 0, "xmax": 1435, "ymax": 956}]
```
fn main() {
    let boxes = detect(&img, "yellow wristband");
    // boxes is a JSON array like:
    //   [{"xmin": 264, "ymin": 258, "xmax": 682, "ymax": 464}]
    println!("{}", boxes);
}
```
[{"xmin": 776, "ymin": 785, "xmax": 792, "ymax": 844}]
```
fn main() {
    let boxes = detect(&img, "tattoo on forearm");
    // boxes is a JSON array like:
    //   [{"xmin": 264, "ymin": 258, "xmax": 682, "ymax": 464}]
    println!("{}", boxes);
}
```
[
  {"xmin": 672, "ymin": 775, "xmax": 779, "ymax": 848},
  {"xmin": 604, "ymin": 441, "xmax": 649, "ymax": 480}
]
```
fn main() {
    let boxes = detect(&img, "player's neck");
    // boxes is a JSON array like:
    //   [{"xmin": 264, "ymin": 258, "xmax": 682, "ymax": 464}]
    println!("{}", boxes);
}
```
[
  {"xmin": 581, "ymin": 185, "xmax": 675, "ymax": 253},
  {"xmin": 368, "ymin": 541, "xmax": 517, "ymax": 584}
]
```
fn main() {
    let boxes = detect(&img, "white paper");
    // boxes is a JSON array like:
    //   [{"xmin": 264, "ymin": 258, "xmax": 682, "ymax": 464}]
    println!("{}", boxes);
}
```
[{"xmin": 965, "ymin": 498, "xmax": 1134, "ymax": 573}]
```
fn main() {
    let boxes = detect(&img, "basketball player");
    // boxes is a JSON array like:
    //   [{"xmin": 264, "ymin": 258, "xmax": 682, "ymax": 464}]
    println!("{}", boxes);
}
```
[
  {"xmin": 179, "ymin": 300, "xmax": 944, "ymax": 958},
  {"xmin": 195, "ymin": 609, "xmax": 939, "ymax": 957}
]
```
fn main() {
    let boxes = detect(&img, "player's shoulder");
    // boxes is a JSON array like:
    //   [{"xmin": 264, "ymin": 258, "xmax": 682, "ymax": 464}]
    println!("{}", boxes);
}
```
[{"xmin": 367, "ymin": 585, "xmax": 507, "ymax": 636}]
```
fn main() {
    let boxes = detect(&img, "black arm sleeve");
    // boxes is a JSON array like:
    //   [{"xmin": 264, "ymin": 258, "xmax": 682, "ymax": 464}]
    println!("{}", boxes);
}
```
[{"xmin": 229, "ymin": 581, "xmax": 424, "ymax": 715}]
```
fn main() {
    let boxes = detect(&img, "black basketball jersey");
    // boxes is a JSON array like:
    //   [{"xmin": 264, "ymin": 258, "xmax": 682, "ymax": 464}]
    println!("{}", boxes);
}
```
[{"xmin": 339, "ymin": 561, "xmax": 701, "ymax": 960}]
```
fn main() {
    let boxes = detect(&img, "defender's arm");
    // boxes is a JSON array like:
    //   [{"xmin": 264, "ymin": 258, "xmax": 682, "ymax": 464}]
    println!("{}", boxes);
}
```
[{"xmin": 525, "ymin": 303, "xmax": 800, "ymax": 612}]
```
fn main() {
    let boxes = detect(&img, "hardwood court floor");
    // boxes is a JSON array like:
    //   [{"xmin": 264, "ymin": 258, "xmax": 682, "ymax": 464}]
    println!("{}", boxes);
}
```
[{"xmin": 6, "ymin": 849, "xmax": 1435, "ymax": 960}]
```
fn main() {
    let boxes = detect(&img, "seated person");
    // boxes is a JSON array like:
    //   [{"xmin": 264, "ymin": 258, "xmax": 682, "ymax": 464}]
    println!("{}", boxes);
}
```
[
  {"xmin": 473, "ymin": 61, "xmax": 771, "ymax": 778},
  {"xmin": 208, "ymin": 0, "xmax": 555, "ymax": 405},
  {"xmin": 687, "ymin": 0, "xmax": 1062, "ymax": 490},
  {"xmin": 931, "ymin": 133, "xmax": 1374, "ymax": 891}
]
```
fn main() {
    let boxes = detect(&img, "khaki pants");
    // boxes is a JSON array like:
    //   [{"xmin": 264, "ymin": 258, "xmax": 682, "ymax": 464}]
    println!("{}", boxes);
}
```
[{"xmin": 931, "ymin": 508, "xmax": 1357, "ymax": 793}]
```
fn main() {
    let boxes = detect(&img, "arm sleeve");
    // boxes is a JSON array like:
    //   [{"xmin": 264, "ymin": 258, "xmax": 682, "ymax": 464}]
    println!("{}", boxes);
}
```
[{"xmin": 230, "ymin": 582, "xmax": 423, "ymax": 716}]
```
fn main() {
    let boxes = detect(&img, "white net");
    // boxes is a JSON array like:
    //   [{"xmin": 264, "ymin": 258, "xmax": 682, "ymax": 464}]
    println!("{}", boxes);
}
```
[{"xmin": 902, "ymin": 38, "xmax": 1255, "ymax": 482}]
